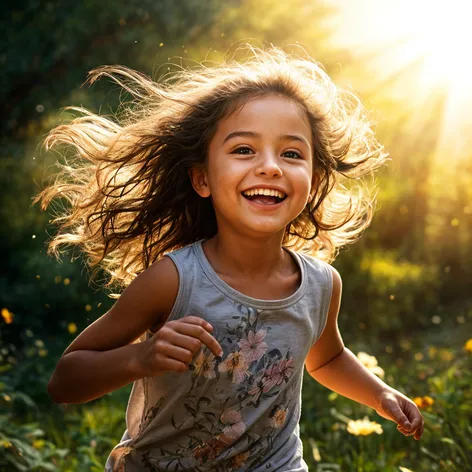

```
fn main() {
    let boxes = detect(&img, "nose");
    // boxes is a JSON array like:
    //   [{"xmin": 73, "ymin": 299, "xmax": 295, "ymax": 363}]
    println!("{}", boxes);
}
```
[{"xmin": 255, "ymin": 151, "xmax": 283, "ymax": 178}]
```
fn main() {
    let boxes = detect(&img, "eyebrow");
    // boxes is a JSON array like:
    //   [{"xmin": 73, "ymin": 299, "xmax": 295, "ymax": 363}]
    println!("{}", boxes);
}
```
[{"xmin": 222, "ymin": 131, "xmax": 311, "ymax": 149}]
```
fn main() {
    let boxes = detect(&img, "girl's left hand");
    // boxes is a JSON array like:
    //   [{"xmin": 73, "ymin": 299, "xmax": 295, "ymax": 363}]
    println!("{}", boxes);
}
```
[{"xmin": 375, "ymin": 388, "xmax": 425, "ymax": 440}]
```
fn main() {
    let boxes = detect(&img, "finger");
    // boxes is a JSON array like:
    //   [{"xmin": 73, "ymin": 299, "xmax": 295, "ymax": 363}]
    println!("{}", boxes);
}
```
[
  {"xmin": 179, "ymin": 316, "xmax": 214, "ymax": 332},
  {"xmin": 414, "ymin": 420, "xmax": 425, "ymax": 440},
  {"xmin": 388, "ymin": 404, "xmax": 412, "ymax": 431},
  {"xmin": 157, "ymin": 356, "xmax": 188, "ymax": 374},
  {"xmin": 397, "ymin": 425, "xmax": 413, "ymax": 436},
  {"xmin": 158, "ymin": 343, "xmax": 194, "ymax": 365},
  {"xmin": 174, "ymin": 323, "xmax": 223, "ymax": 357},
  {"xmin": 164, "ymin": 331, "xmax": 203, "ymax": 355},
  {"xmin": 402, "ymin": 403, "xmax": 424, "ymax": 434},
  {"xmin": 409, "ymin": 417, "xmax": 423, "ymax": 434}
]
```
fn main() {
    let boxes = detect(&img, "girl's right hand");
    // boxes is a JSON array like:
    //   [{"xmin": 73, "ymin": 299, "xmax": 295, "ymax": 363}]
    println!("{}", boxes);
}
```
[{"xmin": 137, "ymin": 316, "xmax": 223, "ymax": 376}]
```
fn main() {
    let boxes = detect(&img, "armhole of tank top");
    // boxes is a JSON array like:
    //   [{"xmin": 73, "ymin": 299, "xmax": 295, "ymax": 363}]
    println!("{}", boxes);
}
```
[
  {"xmin": 162, "ymin": 252, "xmax": 191, "ymax": 323},
  {"xmin": 317, "ymin": 259, "xmax": 334, "ymax": 342}
]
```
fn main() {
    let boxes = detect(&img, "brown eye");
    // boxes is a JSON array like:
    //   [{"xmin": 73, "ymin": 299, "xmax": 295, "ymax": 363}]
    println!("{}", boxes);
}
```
[
  {"xmin": 283, "ymin": 151, "xmax": 302, "ymax": 159},
  {"xmin": 232, "ymin": 147, "xmax": 253, "ymax": 155}
]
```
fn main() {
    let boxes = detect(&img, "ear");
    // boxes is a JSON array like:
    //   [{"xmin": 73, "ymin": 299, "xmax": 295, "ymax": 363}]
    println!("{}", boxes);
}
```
[{"xmin": 188, "ymin": 166, "xmax": 211, "ymax": 198}]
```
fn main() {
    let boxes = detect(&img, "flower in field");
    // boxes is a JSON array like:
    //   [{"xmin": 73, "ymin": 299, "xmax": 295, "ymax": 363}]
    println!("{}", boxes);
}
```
[
  {"xmin": 465, "ymin": 339, "xmax": 472, "ymax": 353},
  {"xmin": 413, "ymin": 396, "xmax": 434, "ymax": 409},
  {"xmin": 33, "ymin": 439, "xmax": 45, "ymax": 449},
  {"xmin": 1, "ymin": 308, "xmax": 13, "ymax": 324},
  {"xmin": 428, "ymin": 346, "xmax": 438, "ymax": 359},
  {"xmin": 68, "ymin": 322, "xmax": 77, "ymax": 334},
  {"xmin": 347, "ymin": 416, "xmax": 383, "ymax": 436},
  {"xmin": 439, "ymin": 349, "xmax": 454, "ymax": 361},
  {"xmin": 357, "ymin": 351, "xmax": 385, "ymax": 378},
  {"xmin": 239, "ymin": 329, "xmax": 267, "ymax": 363}
]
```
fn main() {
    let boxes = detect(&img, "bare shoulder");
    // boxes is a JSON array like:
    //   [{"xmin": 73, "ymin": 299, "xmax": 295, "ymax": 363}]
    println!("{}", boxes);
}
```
[
  {"xmin": 326, "ymin": 263, "xmax": 342, "ymax": 294},
  {"xmin": 305, "ymin": 262, "xmax": 344, "ymax": 375},
  {"xmin": 62, "ymin": 255, "xmax": 179, "ymax": 356}
]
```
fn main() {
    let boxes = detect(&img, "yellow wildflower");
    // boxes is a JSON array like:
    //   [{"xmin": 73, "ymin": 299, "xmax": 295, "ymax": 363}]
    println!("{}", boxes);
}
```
[
  {"xmin": 347, "ymin": 416, "xmax": 383, "ymax": 436},
  {"xmin": 428, "ymin": 346, "xmax": 438, "ymax": 359},
  {"xmin": 68, "ymin": 322, "xmax": 77, "ymax": 334},
  {"xmin": 33, "ymin": 439, "xmax": 45, "ymax": 449},
  {"xmin": 414, "ymin": 352, "xmax": 424, "ymax": 361},
  {"xmin": 1, "ymin": 308, "xmax": 13, "ymax": 324},
  {"xmin": 413, "ymin": 396, "xmax": 434, "ymax": 409},
  {"xmin": 356, "ymin": 352, "xmax": 385, "ymax": 378},
  {"xmin": 38, "ymin": 349, "xmax": 48, "ymax": 357},
  {"xmin": 439, "ymin": 349, "xmax": 454, "ymax": 362},
  {"xmin": 464, "ymin": 339, "xmax": 472, "ymax": 353},
  {"xmin": 422, "ymin": 396, "xmax": 434, "ymax": 407},
  {"xmin": 0, "ymin": 440, "xmax": 12, "ymax": 448}
]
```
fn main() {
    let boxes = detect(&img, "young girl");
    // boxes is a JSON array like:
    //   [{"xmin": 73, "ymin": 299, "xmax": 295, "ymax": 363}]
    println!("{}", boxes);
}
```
[{"xmin": 35, "ymin": 46, "xmax": 424, "ymax": 471}]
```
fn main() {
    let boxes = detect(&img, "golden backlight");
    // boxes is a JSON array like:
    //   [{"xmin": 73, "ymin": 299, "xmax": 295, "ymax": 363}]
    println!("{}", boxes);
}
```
[{"xmin": 324, "ymin": 0, "xmax": 472, "ymax": 161}]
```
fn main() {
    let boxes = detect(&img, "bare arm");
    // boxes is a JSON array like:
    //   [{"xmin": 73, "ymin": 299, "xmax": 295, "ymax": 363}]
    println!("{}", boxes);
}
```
[
  {"xmin": 305, "ymin": 266, "xmax": 387, "ymax": 409},
  {"xmin": 305, "ymin": 265, "xmax": 424, "ymax": 440},
  {"xmin": 48, "ymin": 256, "xmax": 222, "ymax": 404}
]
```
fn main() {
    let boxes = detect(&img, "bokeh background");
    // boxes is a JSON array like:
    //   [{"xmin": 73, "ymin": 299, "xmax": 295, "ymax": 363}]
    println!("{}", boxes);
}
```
[{"xmin": 1, "ymin": 1, "xmax": 471, "ymax": 471}]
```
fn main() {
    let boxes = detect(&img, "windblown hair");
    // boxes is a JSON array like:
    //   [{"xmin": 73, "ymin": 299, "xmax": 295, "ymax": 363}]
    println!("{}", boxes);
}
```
[{"xmin": 33, "ymin": 45, "xmax": 388, "ymax": 296}]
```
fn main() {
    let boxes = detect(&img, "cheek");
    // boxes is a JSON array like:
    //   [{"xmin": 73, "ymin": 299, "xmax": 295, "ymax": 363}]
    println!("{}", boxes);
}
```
[
  {"xmin": 295, "ymin": 166, "xmax": 313, "ymax": 192},
  {"xmin": 207, "ymin": 162, "xmax": 239, "ymax": 198},
  {"xmin": 211, "ymin": 159, "xmax": 246, "ymax": 189}
]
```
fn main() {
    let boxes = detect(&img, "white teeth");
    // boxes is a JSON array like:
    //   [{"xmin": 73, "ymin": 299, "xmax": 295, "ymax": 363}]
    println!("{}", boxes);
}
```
[{"xmin": 243, "ymin": 188, "xmax": 286, "ymax": 199}]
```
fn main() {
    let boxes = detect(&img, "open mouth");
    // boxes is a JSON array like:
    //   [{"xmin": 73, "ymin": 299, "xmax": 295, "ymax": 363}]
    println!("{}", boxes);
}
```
[{"xmin": 241, "ymin": 189, "xmax": 287, "ymax": 205}]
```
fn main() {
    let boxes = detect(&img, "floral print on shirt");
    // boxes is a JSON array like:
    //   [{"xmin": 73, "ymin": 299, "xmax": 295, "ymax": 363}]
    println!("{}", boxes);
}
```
[{"xmin": 120, "ymin": 303, "xmax": 299, "ymax": 471}]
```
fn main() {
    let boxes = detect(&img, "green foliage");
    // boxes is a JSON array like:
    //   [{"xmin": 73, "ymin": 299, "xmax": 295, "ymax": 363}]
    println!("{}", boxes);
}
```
[{"xmin": 301, "ymin": 333, "xmax": 472, "ymax": 472}]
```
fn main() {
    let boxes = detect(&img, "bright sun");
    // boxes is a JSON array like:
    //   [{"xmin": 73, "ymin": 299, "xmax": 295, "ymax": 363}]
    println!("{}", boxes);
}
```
[{"xmin": 324, "ymin": 0, "xmax": 472, "ymax": 161}]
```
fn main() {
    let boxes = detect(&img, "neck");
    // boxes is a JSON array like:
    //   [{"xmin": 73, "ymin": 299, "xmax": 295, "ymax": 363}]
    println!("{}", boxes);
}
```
[{"xmin": 202, "ymin": 231, "xmax": 289, "ymax": 279}]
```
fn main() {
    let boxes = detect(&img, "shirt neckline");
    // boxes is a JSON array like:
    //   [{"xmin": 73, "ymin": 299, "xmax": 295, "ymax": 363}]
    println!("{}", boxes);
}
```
[{"xmin": 194, "ymin": 239, "xmax": 307, "ymax": 309}]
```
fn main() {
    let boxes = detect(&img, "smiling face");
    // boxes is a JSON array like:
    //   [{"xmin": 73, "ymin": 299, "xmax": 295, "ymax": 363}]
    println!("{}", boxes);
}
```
[{"xmin": 189, "ymin": 94, "xmax": 315, "ymax": 240}]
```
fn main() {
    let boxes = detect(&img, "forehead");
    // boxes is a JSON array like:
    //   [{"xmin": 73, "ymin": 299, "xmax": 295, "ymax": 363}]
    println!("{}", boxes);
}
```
[{"xmin": 214, "ymin": 94, "xmax": 312, "ymax": 142}]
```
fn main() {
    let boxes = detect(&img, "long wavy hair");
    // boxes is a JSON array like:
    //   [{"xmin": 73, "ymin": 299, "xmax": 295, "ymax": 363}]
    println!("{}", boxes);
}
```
[{"xmin": 33, "ymin": 45, "xmax": 388, "ymax": 296}]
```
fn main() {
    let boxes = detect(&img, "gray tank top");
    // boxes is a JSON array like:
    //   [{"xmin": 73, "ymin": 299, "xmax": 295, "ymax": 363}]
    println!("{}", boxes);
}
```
[{"xmin": 105, "ymin": 239, "xmax": 333, "ymax": 471}]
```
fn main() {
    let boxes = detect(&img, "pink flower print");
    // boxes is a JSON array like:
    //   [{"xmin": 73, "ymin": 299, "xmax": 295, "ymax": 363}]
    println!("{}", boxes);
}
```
[
  {"xmin": 262, "ymin": 363, "xmax": 284, "ymax": 393},
  {"xmin": 218, "ymin": 351, "xmax": 250, "ymax": 384},
  {"xmin": 278, "ymin": 357, "xmax": 294, "ymax": 382},
  {"xmin": 193, "ymin": 349, "xmax": 216, "ymax": 379},
  {"xmin": 261, "ymin": 357, "xmax": 294, "ymax": 392},
  {"xmin": 248, "ymin": 372, "xmax": 265, "ymax": 403},
  {"xmin": 220, "ymin": 409, "xmax": 246, "ymax": 440},
  {"xmin": 239, "ymin": 329, "xmax": 268, "ymax": 363}
]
